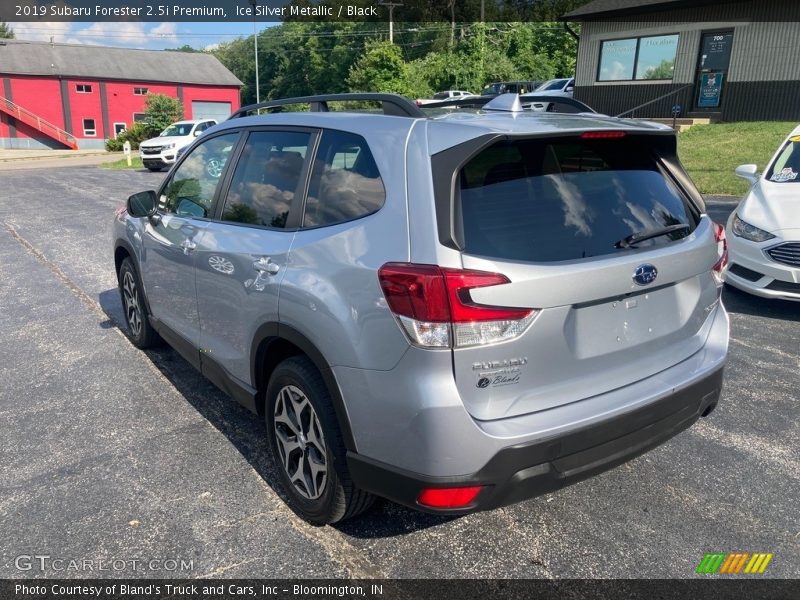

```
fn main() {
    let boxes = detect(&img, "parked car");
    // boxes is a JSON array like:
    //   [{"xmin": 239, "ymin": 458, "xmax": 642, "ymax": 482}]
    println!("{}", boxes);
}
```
[
  {"xmin": 723, "ymin": 125, "xmax": 800, "ymax": 301},
  {"xmin": 525, "ymin": 78, "xmax": 576, "ymax": 111},
  {"xmin": 480, "ymin": 80, "xmax": 542, "ymax": 96},
  {"xmin": 416, "ymin": 90, "xmax": 475, "ymax": 106},
  {"xmin": 114, "ymin": 93, "xmax": 729, "ymax": 524},
  {"xmin": 139, "ymin": 119, "xmax": 217, "ymax": 171}
]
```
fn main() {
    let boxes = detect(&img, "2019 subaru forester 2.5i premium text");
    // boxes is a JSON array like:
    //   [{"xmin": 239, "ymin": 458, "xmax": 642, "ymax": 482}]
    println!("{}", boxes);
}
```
[{"xmin": 113, "ymin": 93, "xmax": 729, "ymax": 524}]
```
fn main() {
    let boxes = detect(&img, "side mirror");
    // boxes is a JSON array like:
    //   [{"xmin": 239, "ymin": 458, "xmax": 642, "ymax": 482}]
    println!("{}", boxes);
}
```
[
  {"xmin": 565, "ymin": 86, "xmax": 575, "ymax": 93},
  {"xmin": 734, "ymin": 164, "xmax": 759, "ymax": 183},
  {"xmin": 194, "ymin": 130, "xmax": 201, "ymax": 137},
  {"xmin": 127, "ymin": 190, "xmax": 158, "ymax": 218}
]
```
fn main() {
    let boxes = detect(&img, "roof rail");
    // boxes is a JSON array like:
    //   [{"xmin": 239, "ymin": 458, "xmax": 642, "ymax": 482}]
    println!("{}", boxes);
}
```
[
  {"xmin": 229, "ymin": 93, "xmax": 426, "ymax": 120},
  {"xmin": 422, "ymin": 95, "xmax": 597, "ymax": 114}
]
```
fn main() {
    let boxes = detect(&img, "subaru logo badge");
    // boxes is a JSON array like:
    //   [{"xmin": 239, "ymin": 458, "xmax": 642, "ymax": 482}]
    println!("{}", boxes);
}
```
[{"xmin": 633, "ymin": 264, "xmax": 658, "ymax": 286}]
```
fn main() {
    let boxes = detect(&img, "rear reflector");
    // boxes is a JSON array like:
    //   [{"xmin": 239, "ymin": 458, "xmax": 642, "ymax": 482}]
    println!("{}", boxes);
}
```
[
  {"xmin": 417, "ymin": 486, "xmax": 484, "ymax": 509},
  {"xmin": 580, "ymin": 130, "xmax": 626, "ymax": 139},
  {"xmin": 378, "ymin": 263, "xmax": 536, "ymax": 348}
]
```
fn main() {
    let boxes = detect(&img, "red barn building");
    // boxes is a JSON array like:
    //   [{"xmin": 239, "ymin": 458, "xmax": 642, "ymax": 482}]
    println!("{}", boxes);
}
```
[{"xmin": 0, "ymin": 39, "xmax": 242, "ymax": 149}]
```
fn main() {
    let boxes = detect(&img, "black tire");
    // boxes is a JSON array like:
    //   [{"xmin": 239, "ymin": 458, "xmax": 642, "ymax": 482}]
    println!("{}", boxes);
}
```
[
  {"xmin": 118, "ymin": 257, "xmax": 161, "ymax": 349},
  {"xmin": 265, "ymin": 356, "xmax": 375, "ymax": 525}
]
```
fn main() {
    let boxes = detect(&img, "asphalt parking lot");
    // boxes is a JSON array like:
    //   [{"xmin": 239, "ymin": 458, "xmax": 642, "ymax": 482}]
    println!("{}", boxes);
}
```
[{"xmin": 0, "ymin": 165, "xmax": 797, "ymax": 579}]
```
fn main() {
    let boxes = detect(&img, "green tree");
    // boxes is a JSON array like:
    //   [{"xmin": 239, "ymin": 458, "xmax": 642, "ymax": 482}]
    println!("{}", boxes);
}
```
[
  {"xmin": 347, "ymin": 40, "xmax": 417, "ymax": 97},
  {"xmin": 0, "ymin": 21, "xmax": 14, "ymax": 39},
  {"xmin": 143, "ymin": 94, "xmax": 184, "ymax": 133},
  {"xmin": 166, "ymin": 44, "xmax": 200, "ymax": 53}
]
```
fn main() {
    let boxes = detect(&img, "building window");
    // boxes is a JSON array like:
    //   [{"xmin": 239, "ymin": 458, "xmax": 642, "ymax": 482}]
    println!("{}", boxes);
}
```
[
  {"xmin": 598, "ymin": 34, "xmax": 679, "ymax": 81},
  {"xmin": 133, "ymin": 113, "xmax": 147, "ymax": 123},
  {"xmin": 76, "ymin": 84, "xmax": 93, "ymax": 93},
  {"xmin": 83, "ymin": 119, "xmax": 96, "ymax": 137},
  {"xmin": 133, "ymin": 87, "xmax": 149, "ymax": 95},
  {"xmin": 113, "ymin": 123, "xmax": 127, "ymax": 138}
]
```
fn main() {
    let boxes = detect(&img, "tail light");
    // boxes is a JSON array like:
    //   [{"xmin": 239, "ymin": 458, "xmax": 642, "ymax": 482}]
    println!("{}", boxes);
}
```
[
  {"xmin": 417, "ymin": 486, "xmax": 484, "ymax": 509},
  {"xmin": 378, "ymin": 263, "xmax": 536, "ymax": 349},
  {"xmin": 713, "ymin": 222, "xmax": 728, "ymax": 273}
]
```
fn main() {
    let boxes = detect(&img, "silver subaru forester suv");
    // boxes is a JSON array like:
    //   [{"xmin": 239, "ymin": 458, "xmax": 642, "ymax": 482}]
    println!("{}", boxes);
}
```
[{"xmin": 113, "ymin": 93, "xmax": 729, "ymax": 524}]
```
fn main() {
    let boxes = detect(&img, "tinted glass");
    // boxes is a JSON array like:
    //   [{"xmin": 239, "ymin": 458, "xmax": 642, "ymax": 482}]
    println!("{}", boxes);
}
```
[
  {"xmin": 458, "ymin": 138, "xmax": 697, "ymax": 263},
  {"xmin": 303, "ymin": 130, "xmax": 385, "ymax": 228},
  {"xmin": 598, "ymin": 38, "xmax": 636, "ymax": 81},
  {"xmin": 161, "ymin": 124, "xmax": 192, "ymax": 137},
  {"xmin": 161, "ymin": 132, "xmax": 239, "ymax": 217},
  {"xmin": 765, "ymin": 136, "xmax": 800, "ymax": 183},
  {"xmin": 221, "ymin": 130, "xmax": 310, "ymax": 228},
  {"xmin": 540, "ymin": 79, "xmax": 569, "ymax": 91},
  {"xmin": 635, "ymin": 34, "xmax": 679, "ymax": 80}
]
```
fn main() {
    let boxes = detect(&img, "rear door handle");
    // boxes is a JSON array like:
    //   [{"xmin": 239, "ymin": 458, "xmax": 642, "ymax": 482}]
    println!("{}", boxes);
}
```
[
  {"xmin": 180, "ymin": 239, "xmax": 196, "ymax": 254},
  {"xmin": 253, "ymin": 257, "xmax": 280, "ymax": 275}
]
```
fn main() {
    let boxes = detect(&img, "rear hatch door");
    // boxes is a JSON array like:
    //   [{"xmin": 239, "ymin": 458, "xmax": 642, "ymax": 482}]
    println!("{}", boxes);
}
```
[{"xmin": 446, "ymin": 132, "xmax": 721, "ymax": 421}]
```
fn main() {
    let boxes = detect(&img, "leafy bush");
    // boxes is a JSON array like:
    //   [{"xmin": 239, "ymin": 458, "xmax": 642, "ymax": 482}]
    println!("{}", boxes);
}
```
[{"xmin": 105, "ymin": 122, "xmax": 155, "ymax": 152}]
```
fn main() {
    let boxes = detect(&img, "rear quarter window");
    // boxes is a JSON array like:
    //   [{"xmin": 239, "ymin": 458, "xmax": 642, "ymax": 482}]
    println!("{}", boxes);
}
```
[
  {"xmin": 458, "ymin": 136, "xmax": 697, "ymax": 262},
  {"xmin": 302, "ymin": 130, "xmax": 385, "ymax": 228}
]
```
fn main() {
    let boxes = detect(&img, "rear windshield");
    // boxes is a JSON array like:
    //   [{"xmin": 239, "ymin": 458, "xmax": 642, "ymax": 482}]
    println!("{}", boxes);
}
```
[
  {"xmin": 765, "ymin": 135, "xmax": 800, "ymax": 183},
  {"xmin": 457, "ymin": 137, "xmax": 697, "ymax": 262}
]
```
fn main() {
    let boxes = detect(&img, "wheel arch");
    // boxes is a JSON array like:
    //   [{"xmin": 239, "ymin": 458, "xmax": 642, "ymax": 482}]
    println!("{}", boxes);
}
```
[
  {"xmin": 114, "ymin": 240, "xmax": 135, "ymax": 275},
  {"xmin": 251, "ymin": 322, "xmax": 357, "ymax": 452},
  {"xmin": 114, "ymin": 240, "xmax": 154, "ymax": 316}
]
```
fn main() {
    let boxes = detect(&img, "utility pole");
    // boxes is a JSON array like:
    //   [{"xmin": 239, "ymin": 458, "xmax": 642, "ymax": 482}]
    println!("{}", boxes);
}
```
[
  {"xmin": 379, "ymin": 1, "xmax": 403, "ymax": 43},
  {"xmin": 248, "ymin": 0, "xmax": 260, "ymax": 103}
]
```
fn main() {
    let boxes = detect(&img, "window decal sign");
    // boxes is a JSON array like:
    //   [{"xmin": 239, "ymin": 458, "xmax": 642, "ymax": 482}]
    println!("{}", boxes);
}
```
[{"xmin": 698, "ymin": 72, "xmax": 724, "ymax": 108}]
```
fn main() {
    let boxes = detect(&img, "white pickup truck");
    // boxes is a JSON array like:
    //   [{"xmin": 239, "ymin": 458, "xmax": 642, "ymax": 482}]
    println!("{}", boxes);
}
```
[
  {"xmin": 139, "ymin": 119, "xmax": 217, "ymax": 171},
  {"xmin": 415, "ymin": 90, "xmax": 476, "ymax": 106}
]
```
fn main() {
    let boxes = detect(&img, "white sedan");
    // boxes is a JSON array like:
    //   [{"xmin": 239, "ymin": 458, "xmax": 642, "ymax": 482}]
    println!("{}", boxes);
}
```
[{"xmin": 723, "ymin": 124, "xmax": 800, "ymax": 301}]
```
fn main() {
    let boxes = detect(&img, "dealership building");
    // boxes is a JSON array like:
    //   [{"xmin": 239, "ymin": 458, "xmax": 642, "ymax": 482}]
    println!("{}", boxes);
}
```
[
  {"xmin": 0, "ymin": 39, "xmax": 242, "ymax": 149},
  {"xmin": 564, "ymin": 0, "xmax": 800, "ymax": 120}
]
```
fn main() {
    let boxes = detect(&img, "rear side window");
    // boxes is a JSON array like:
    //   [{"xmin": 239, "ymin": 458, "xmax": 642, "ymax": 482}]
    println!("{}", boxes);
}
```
[
  {"xmin": 221, "ymin": 130, "xmax": 310, "ymax": 229},
  {"xmin": 303, "ymin": 130, "xmax": 385, "ymax": 228},
  {"xmin": 458, "ymin": 137, "xmax": 696, "ymax": 262}
]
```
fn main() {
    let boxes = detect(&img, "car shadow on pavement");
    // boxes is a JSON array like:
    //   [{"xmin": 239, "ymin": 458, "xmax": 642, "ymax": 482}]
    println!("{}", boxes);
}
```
[
  {"xmin": 722, "ymin": 285, "xmax": 800, "ymax": 322},
  {"xmin": 98, "ymin": 288, "xmax": 457, "ymax": 536}
]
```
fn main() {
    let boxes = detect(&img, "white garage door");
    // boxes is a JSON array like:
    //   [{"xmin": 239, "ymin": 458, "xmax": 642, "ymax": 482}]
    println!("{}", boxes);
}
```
[{"xmin": 191, "ymin": 101, "xmax": 232, "ymax": 122}]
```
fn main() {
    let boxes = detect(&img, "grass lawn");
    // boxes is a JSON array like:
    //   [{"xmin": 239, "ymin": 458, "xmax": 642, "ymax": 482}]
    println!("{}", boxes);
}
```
[
  {"xmin": 677, "ymin": 121, "xmax": 794, "ymax": 196},
  {"xmin": 101, "ymin": 156, "xmax": 144, "ymax": 170}
]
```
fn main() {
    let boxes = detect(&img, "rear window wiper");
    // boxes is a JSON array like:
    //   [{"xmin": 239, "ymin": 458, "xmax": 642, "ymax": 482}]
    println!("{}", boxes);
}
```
[{"xmin": 614, "ymin": 224, "xmax": 690, "ymax": 249}]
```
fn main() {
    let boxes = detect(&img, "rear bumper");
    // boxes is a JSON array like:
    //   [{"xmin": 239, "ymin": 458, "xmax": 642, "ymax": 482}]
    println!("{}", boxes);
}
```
[{"xmin": 347, "ymin": 365, "xmax": 724, "ymax": 514}]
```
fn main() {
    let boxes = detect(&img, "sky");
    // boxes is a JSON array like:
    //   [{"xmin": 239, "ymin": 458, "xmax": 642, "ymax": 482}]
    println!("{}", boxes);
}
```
[{"xmin": 8, "ymin": 21, "xmax": 276, "ymax": 50}]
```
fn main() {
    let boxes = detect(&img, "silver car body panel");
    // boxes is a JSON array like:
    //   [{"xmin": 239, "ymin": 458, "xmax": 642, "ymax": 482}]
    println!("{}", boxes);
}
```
[{"xmin": 113, "ymin": 101, "xmax": 729, "ymax": 490}]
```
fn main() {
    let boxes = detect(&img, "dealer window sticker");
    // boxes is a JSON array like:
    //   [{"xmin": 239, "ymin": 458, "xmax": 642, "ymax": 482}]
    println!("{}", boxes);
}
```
[{"xmin": 770, "ymin": 167, "xmax": 798, "ymax": 182}]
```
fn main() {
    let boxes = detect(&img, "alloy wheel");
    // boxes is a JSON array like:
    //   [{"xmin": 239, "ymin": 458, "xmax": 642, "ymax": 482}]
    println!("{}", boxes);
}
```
[
  {"xmin": 273, "ymin": 385, "xmax": 328, "ymax": 500},
  {"xmin": 122, "ymin": 270, "xmax": 143, "ymax": 338}
]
